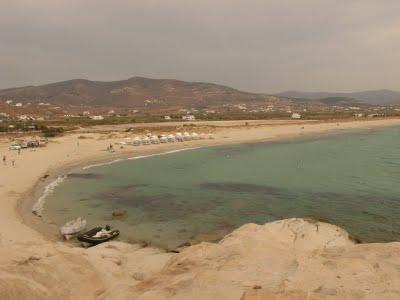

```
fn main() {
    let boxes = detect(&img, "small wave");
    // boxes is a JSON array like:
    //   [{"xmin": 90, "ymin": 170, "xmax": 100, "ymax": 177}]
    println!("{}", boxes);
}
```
[
  {"xmin": 82, "ymin": 158, "xmax": 124, "ymax": 170},
  {"xmin": 32, "ymin": 175, "xmax": 67, "ymax": 217},
  {"xmin": 82, "ymin": 147, "xmax": 200, "ymax": 170},
  {"xmin": 127, "ymin": 147, "xmax": 200, "ymax": 161}
]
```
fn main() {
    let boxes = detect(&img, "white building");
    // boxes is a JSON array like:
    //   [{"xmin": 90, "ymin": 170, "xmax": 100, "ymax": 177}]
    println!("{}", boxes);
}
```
[
  {"xmin": 18, "ymin": 115, "xmax": 29, "ymax": 120},
  {"xmin": 164, "ymin": 115, "xmax": 171, "ymax": 120},
  {"xmin": 182, "ymin": 115, "xmax": 196, "ymax": 121},
  {"xmin": 291, "ymin": 113, "xmax": 301, "ymax": 119},
  {"xmin": 90, "ymin": 115, "xmax": 104, "ymax": 120},
  {"xmin": 367, "ymin": 113, "xmax": 384, "ymax": 118},
  {"xmin": 15, "ymin": 102, "xmax": 23, "ymax": 107},
  {"xmin": 236, "ymin": 104, "xmax": 247, "ymax": 110},
  {"xmin": 205, "ymin": 110, "xmax": 216, "ymax": 114}
]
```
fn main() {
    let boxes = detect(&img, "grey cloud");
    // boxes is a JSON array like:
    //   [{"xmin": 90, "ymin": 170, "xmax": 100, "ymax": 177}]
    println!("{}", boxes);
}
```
[{"xmin": 1, "ymin": 0, "xmax": 399, "ymax": 92}]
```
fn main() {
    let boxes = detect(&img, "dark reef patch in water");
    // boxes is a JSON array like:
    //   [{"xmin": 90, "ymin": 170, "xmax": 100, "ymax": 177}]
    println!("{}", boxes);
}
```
[
  {"xmin": 200, "ymin": 182, "xmax": 282, "ymax": 195},
  {"xmin": 96, "ymin": 190, "xmax": 216, "ymax": 220},
  {"xmin": 118, "ymin": 183, "xmax": 149, "ymax": 190},
  {"xmin": 78, "ymin": 198, "xmax": 91, "ymax": 202}
]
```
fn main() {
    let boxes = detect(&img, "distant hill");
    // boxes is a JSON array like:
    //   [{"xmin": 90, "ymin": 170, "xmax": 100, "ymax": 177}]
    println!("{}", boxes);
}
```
[
  {"xmin": 317, "ymin": 97, "xmax": 361, "ymax": 106},
  {"xmin": 0, "ymin": 77, "xmax": 285, "ymax": 108},
  {"xmin": 276, "ymin": 90, "xmax": 400, "ymax": 105}
]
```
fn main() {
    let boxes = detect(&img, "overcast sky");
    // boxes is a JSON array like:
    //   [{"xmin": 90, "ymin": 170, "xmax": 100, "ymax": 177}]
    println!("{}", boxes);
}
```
[{"xmin": 1, "ymin": 0, "xmax": 399, "ymax": 92}]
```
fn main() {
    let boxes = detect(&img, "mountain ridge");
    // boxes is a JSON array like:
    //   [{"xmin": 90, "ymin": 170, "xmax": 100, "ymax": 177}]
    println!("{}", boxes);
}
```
[
  {"xmin": 276, "ymin": 89, "xmax": 400, "ymax": 105},
  {"xmin": 1, "ymin": 76, "xmax": 394, "ymax": 109},
  {"xmin": 0, "ymin": 76, "xmax": 275, "ymax": 108}
]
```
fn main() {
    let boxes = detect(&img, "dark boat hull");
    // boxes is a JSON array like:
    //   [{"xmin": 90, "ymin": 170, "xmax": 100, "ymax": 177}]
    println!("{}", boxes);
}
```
[{"xmin": 77, "ymin": 227, "xmax": 120, "ymax": 245}]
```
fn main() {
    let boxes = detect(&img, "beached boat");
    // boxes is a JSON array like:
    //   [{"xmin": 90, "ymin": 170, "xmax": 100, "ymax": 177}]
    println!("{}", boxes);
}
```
[
  {"xmin": 60, "ymin": 217, "xmax": 87, "ymax": 240},
  {"xmin": 77, "ymin": 226, "xmax": 120, "ymax": 245}
]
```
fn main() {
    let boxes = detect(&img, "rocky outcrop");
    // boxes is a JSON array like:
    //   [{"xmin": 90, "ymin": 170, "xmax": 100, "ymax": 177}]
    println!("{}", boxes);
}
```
[
  {"xmin": 0, "ymin": 244, "xmax": 104, "ymax": 299},
  {"xmin": 126, "ymin": 218, "xmax": 400, "ymax": 299},
  {"xmin": 0, "ymin": 240, "xmax": 173, "ymax": 300},
  {"xmin": 2, "ymin": 218, "xmax": 400, "ymax": 299}
]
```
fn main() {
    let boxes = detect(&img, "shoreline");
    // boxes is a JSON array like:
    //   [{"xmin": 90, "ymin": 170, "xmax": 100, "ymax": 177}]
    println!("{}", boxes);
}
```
[
  {"xmin": 18, "ymin": 118, "xmax": 400, "ymax": 247},
  {"xmin": 2, "ymin": 118, "xmax": 400, "ymax": 299},
  {"xmin": 19, "ymin": 146, "xmax": 206, "ymax": 243}
]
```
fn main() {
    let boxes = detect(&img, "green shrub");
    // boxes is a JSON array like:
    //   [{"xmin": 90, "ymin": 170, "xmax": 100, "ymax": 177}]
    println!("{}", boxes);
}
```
[{"xmin": 41, "ymin": 126, "xmax": 64, "ymax": 137}]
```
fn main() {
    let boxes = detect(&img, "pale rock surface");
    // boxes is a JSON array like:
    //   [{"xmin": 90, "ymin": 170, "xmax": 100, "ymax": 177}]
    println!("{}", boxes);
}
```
[
  {"xmin": 126, "ymin": 218, "xmax": 400, "ymax": 300},
  {"xmin": 0, "ymin": 240, "xmax": 173, "ymax": 299},
  {"xmin": 1, "ymin": 218, "xmax": 400, "ymax": 299}
]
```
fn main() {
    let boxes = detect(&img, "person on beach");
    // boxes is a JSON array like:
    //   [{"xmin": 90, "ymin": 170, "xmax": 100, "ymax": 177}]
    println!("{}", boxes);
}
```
[
  {"xmin": 11, "ymin": 158, "xmax": 15, "ymax": 167},
  {"xmin": 18, "ymin": 148, "xmax": 21, "ymax": 155},
  {"xmin": 2, "ymin": 155, "xmax": 6, "ymax": 165}
]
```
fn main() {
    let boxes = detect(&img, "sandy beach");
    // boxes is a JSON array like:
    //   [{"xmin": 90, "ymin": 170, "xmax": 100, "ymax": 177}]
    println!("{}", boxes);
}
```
[{"xmin": 2, "ymin": 118, "xmax": 400, "ymax": 299}]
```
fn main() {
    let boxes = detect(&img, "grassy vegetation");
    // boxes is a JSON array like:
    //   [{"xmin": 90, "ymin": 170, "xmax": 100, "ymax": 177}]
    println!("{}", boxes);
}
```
[
  {"xmin": 0, "ymin": 122, "xmax": 39, "ymax": 132},
  {"xmin": 196, "ymin": 111, "xmax": 365, "ymax": 121},
  {"xmin": 42, "ymin": 115, "xmax": 172, "ymax": 127},
  {"xmin": 41, "ymin": 126, "xmax": 64, "ymax": 137},
  {"xmin": 0, "ymin": 122, "xmax": 65, "ymax": 137},
  {"xmin": 1, "ymin": 111, "xmax": 399, "ymax": 135}
]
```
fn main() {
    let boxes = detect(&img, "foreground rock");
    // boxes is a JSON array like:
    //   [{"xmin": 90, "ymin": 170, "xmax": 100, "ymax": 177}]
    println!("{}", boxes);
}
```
[
  {"xmin": 0, "ymin": 240, "xmax": 173, "ymax": 299},
  {"xmin": 127, "ymin": 218, "xmax": 400, "ymax": 299},
  {"xmin": 1, "ymin": 218, "xmax": 400, "ymax": 299}
]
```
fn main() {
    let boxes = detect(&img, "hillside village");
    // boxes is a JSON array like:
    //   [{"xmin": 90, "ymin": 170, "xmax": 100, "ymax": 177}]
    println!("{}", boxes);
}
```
[{"xmin": 1, "ymin": 77, "xmax": 400, "ymax": 133}]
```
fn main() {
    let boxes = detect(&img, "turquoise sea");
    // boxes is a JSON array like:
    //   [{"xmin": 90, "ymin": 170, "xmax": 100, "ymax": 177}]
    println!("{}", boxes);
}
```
[{"xmin": 43, "ymin": 126, "xmax": 400, "ymax": 249}]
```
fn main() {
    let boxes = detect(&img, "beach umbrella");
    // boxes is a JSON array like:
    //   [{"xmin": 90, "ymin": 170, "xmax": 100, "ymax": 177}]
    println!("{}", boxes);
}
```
[
  {"xmin": 167, "ymin": 134, "xmax": 176, "ymax": 142},
  {"xmin": 150, "ymin": 135, "xmax": 160, "ymax": 144},
  {"xmin": 142, "ymin": 137, "xmax": 151, "ymax": 145},
  {"xmin": 160, "ymin": 135, "xmax": 168, "ymax": 143}
]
